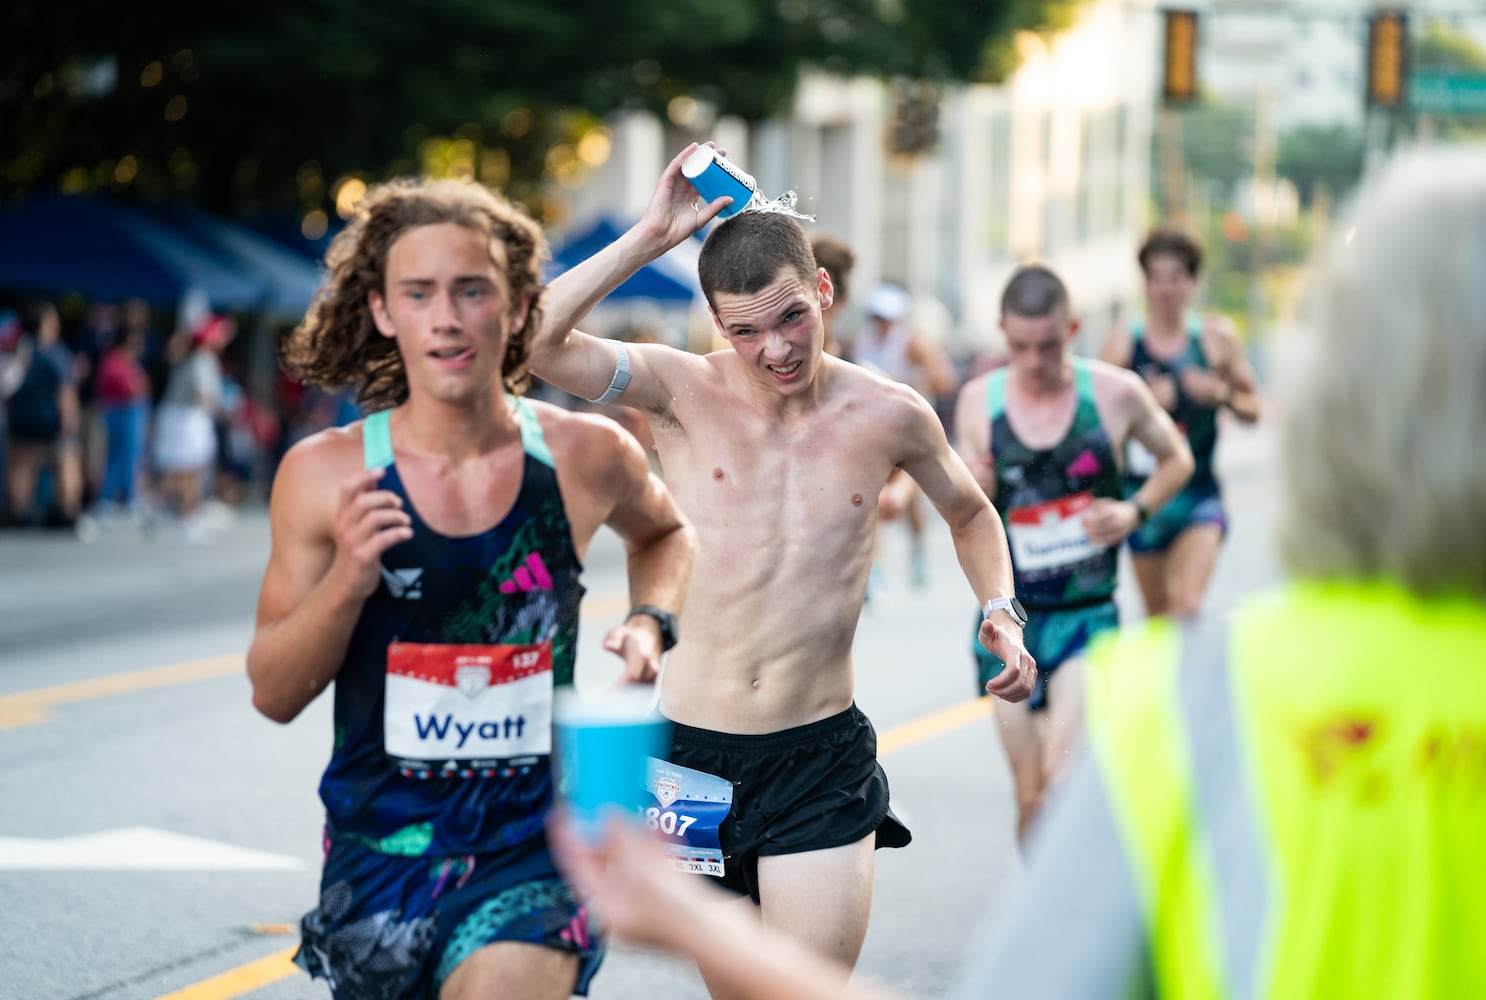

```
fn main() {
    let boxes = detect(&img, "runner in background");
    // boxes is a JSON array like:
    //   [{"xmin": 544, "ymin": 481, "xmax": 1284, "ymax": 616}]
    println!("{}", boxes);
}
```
[{"xmin": 1099, "ymin": 230, "xmax": 1260, "ymax": 618}]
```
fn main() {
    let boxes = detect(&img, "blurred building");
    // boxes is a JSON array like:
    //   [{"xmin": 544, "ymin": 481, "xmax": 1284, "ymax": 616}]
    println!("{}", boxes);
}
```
[
  {"xmin": 559, "ymin": 0, "xmax": 1163, "ymax": 358},
  {"xmin": 1190, "ymin": 0, "xmax": 1486, "ymax": 131}
]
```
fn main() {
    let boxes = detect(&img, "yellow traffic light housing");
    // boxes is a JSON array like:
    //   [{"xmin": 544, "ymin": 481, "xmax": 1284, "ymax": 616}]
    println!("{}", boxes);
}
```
[
  {"xmin": 1366, "ymin": 11, "xmax": 1408, "ymax": 109},
  {"xmin": 1162, "ymin": 10, "xmax": 1200, "ymax": 105}
]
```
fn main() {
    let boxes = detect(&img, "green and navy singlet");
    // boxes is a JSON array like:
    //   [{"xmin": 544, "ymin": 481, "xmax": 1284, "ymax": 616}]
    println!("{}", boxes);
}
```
[
  {"xmin": 1125, "ymin": 314, "xmax": 1220, "ymax": 496},
  {"xmin": 987, "ymin": 360, "xmax": 1123, "ymax": 610},
  {"xmin": 318, "ymin": 399, "xmax": 584, "ymax": 858}
]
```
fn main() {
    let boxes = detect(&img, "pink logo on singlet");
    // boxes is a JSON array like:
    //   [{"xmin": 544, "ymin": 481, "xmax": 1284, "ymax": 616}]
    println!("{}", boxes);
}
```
[
  {"xmin": 498, "ymin": 552, "xmax": 554, "ymax": 593},
  {"xmin": 1067, "ymin": 449, "xmax": 1103, "ymax": 478}
]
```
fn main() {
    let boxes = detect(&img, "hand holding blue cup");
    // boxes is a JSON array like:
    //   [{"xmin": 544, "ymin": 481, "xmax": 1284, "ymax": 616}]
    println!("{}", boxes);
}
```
[{"xmin": 553, "ymin": 686, "xmax": 672, "ymax": 844}]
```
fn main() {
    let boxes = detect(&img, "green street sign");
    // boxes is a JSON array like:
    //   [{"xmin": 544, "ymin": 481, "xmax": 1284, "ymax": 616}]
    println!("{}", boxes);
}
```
[{"xmin": 1410, "ymin": 70, "xmax": 1486, "ymax": 116}]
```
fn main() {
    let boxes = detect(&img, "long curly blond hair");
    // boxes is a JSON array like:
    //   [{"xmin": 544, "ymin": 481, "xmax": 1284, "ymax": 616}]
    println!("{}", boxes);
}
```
[{"xmin": 284, "ymin": 177, "xmax": 548, "ymax": 411}]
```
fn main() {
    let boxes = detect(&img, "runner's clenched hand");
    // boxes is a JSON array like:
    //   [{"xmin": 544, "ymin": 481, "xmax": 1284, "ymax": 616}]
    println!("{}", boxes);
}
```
[
  {"xmin": 603, "ymin": 619, "xmax": 665, "ymax": 684},
  {"xmin": 1082, "ymin": 497, "xmax": 1141, "ymax": 547},
  {"xmin": 330, "ymin": 468, "xmax": 413, "ymax": 600},
  {"xmin": 980, "ymin": 621, "xmax": 1037, "ymax": 703}
]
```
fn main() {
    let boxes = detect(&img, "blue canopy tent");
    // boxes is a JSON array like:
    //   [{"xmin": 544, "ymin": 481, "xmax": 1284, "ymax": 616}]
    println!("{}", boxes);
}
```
[
  {"xmin": 243, "ymin": 214, "xmax": 342, "ymax": 262},
  {"xmin": 547, "ymin": 216, "xmax": 701, "ymax": 302},
  {"xmin": 0, "ymin": 194, "xmax": 268, "ymax": 312},
  {"xmin": 147, "ymin": 206, "xmax": 326, "ymax": 321}
]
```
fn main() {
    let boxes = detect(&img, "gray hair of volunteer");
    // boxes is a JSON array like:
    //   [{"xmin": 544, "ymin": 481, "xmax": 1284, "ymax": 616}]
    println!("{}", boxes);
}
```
[{"xmin": 1278, "ymin": 146, "xmax": 1486, "ymax": 601}]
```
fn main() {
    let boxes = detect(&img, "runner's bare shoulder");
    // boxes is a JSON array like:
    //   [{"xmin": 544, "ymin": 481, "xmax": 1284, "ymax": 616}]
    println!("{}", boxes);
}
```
[{"xmin": 277, "ymin": 421, "xmax": 370, "ymax": 487}]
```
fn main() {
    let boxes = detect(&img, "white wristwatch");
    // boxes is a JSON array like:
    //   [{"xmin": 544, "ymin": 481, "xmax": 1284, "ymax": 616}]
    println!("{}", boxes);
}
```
[{"xmin": 982, "ymin": 596, "xmax": 1029, "ymax": 627}]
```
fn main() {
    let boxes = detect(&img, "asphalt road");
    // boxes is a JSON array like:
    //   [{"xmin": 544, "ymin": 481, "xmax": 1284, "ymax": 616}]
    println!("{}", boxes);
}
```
[{"xmin": 0, "ymin": 415, "xmax": 1280, "ymax": 1000}]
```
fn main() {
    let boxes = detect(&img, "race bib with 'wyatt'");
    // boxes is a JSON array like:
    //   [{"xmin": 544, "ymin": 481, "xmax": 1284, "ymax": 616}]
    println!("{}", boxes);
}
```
[{"xmin": 385, "ymin": 641, "xmax": 553, "ymax": 779}]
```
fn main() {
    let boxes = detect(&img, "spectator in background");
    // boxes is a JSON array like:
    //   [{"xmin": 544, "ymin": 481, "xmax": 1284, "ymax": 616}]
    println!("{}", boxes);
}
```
[
  {"xmin": 4, "ymin": 301, "xmax": 82, "ymax": 527},
  {"xmin": 77, "ymin": 300, "xmax": 120, "ymax": 501},
  {"xmin": 92, "ymin": 320, "xmax": 152, "ymax": 516},
  {"xmin": 152, "ymin": 313, "xmax": 230, "ymax": 539},
  {"xmin": 0, "ymin": 308, "xmax": 22, "ymax": 494}
]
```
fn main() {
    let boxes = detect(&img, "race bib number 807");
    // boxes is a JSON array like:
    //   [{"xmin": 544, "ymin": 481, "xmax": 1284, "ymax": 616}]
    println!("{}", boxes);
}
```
[{"xmin": 644, "ymin": 758, "xmax": 734, "ymax": 878}]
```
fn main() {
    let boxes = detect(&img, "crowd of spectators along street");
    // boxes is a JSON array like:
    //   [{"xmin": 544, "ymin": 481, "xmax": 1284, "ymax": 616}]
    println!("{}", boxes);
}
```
[
  {"xmin": 0, "ymin": 285, "xmax": 990, "ymax": 546},
  {"xmin": 0, "ymin": 295, "xmax": 359, "ymax": 542}
]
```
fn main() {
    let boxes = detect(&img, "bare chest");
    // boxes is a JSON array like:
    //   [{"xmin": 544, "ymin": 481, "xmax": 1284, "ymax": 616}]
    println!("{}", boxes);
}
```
[{"xmin": 658, "ymin": 408, "xmax": 889, "ymax": 543}]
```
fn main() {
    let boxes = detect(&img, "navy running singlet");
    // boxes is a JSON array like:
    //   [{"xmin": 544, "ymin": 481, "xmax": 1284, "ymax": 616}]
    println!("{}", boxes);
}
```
[
  {"xmin": 987, "ymin": 360, "xmax": 1123, "ymax": 610},
  {"xmin": 318, "ymin": 400, "xmax": 585, "ymax": 858},
  {"xmin": 1125, "ymin": 314, "xmax": 1220, "ymax": 495}
]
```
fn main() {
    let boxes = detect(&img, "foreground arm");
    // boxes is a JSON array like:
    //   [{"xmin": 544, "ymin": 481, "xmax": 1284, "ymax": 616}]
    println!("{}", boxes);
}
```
[
  {"xmin": 590, "ymin": 426, "xmax": 696, "ymax": 683},
  {"xmin": 246, "ymin": 436, "xmax": 413, "ymax": 723},
  {"xmin": 530, "ymin": 143, "xmax": 729, "ymax": 408},
  {"xmin": 550, "ymin": 814, "xmax": 911, "ymax": 1000},
  {"xmin": 896, "ymin": 390, "xmax": 1036, "ymax": 701}
]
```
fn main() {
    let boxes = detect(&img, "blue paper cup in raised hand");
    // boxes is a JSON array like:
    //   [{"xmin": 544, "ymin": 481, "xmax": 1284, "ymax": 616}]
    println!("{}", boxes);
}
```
[{"xmin": 553, "ymin": 686, "xmax": 672, "ymax": 844}]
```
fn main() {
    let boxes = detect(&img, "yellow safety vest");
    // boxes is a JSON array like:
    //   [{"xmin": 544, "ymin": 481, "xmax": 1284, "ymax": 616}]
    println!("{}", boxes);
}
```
[{"xmin": 1085, "ymin": 580, "xmax": 1486, "ymax": 999}]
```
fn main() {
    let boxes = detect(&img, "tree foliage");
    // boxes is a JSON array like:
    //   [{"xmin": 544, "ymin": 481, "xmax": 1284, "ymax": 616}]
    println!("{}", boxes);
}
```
[
  {"xmin": 1413, "ymin": 19, "xmax": 1486, "ymax": 73},
  {"xmin": 2, "ymin": 0, "xmax": 1079, "ymax": 220},
  {"xmin": 1276, "ymin": 124, "xmax": 1363, "ymax": 207}
]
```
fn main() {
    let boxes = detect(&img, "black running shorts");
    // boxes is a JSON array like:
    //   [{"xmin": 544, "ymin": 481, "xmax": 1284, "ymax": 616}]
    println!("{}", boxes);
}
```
[{"xmin": 663, "ymin": 702, "xmax": 912, "ymax": 902}]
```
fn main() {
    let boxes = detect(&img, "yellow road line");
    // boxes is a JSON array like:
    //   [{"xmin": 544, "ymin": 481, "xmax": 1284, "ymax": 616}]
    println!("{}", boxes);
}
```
[
  {"xmin": 877, "ymin": 697, "xmax": 993, "ymax": 757},
  {"xmin": 0, "ymin": 654, "xmax": 244, "ymax": 730},
  {"xmin": 153, "ymin": 693, "xmax": 992, "ymax": 999},
  {"xmin": 0, "ymin": 594, "xmax": 633, "ymax": 732},
  {"xmin": 152, "ymin": 946, "xmax": 299, "ymax": 1000}
]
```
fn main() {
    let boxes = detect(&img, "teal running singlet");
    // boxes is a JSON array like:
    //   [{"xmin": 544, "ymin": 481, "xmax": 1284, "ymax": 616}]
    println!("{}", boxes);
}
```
[
  {"xmin": 987, "ymin": 361, "xmax": 1123, "ymax": 609},
  {"xmin": 318, "ymin": 399, "xmax": 585, "ymax": 858},
  {"xmin": 1125, "ymin": 314, "xmax": 1220, "ymax": 495}
]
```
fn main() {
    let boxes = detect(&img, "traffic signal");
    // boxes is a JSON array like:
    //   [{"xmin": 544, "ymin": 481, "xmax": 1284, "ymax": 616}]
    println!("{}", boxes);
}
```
[
  {"xmin": 1162, "ymin": 10, "xmax": 1200, "ymax": 105},
  {"xmin": 1366, "ymin": 11, "xmax": 1408, "ymax": 109}
]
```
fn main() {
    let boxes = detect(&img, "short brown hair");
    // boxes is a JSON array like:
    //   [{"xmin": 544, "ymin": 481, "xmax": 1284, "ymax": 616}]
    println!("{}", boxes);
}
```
[
  {"xmin": 1138, "ymin": 229, "xmax": 1203, "ymax": 278},
  {"xmin": 698, "ymin": 211, "xmax": 817, "ymax": 311},
  {"xmin": 1001, "ymin": 264, "xmax": 1069, "ymax": 318},
  {"xmin": 283, "ymin": 177, "xmax": 548, "ymax": 411}
]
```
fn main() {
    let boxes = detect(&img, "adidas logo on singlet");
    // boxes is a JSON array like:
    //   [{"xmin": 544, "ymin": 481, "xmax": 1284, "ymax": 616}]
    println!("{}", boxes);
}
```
[
  {"xmin": 380, "ymin": 566, "xmax": 424, "ymax": 600},
  {"xmin": 497, "ymin": 552, "xmax": 554, "ymax": 593}
]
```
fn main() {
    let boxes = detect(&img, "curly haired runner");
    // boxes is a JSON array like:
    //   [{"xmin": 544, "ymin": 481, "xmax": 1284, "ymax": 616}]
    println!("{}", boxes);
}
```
[{"xmin": 247, "ymin": 177, "xmax": 696, "ymax": 1000}]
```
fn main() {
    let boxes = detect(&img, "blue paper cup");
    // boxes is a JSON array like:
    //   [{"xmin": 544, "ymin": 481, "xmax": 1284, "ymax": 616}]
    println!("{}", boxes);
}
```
[
  {"xmin": 681, "ymin": 146, "xmax": 759, "ymax": 218},
  {"xmin": 553, "ymin": 687, "xmax": 672, "ymax": 843}
]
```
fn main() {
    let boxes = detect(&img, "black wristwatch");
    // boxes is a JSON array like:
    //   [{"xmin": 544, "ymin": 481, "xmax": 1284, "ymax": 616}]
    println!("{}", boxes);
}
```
[
  {"xmin": 982, "ymin": 596, "xmax": 1029, "ymax": 628},
  {"xmin": 627, "ymin": 605, "xmax": 679, "ymax": 652}
]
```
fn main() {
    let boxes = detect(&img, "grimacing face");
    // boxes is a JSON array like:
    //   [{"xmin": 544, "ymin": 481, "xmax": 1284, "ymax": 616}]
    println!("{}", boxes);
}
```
[{"xmin": 711, "ymin": 266, "xmax": 833, "ymax": 394}]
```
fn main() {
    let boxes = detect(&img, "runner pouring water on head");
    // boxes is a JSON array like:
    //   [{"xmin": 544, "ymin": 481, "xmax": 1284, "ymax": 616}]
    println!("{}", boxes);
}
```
[{"xmin": 527, "ymin": 143, "xmax": 1036, "ymax": 992}]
